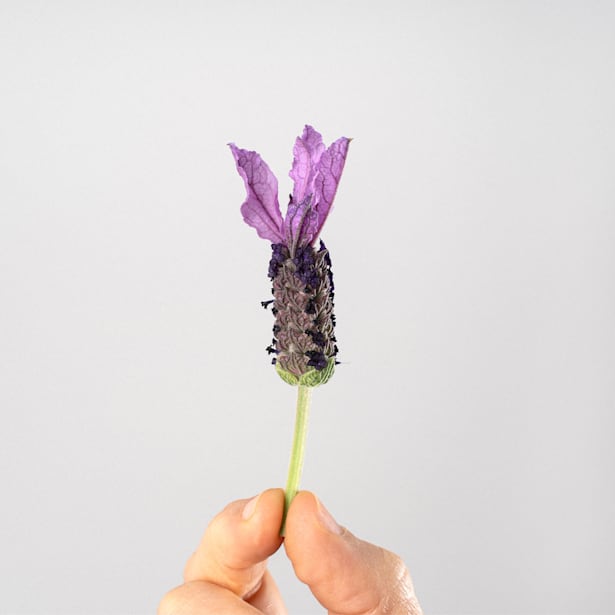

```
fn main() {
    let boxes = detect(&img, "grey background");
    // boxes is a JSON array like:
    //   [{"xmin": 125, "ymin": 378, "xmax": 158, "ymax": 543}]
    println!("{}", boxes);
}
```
[{"xmin": 1, "ymin": 1, "xmax": 614, "ymax": 613}]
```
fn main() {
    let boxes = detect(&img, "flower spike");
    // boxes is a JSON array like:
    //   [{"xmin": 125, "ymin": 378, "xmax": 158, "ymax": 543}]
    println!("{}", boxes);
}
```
[{"xmin": 229, "ymin": 126, "xmax": 349, "ymax": 386}]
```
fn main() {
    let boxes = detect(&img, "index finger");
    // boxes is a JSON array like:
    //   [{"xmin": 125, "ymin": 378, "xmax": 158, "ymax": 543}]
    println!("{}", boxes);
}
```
[{"xmin": 184, "ymin": 488, "xmax": 285, "ymax": 600}]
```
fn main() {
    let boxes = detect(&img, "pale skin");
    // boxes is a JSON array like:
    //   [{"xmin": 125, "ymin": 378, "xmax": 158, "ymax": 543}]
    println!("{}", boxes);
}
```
[{"xmin": 158, "ymin": 489, "xmax": 423, "ymax": 615}]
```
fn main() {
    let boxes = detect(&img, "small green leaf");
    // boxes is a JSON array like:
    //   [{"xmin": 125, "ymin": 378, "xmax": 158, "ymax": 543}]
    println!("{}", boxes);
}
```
[{"xmin": 275, "ymin": 359, "xmax": 336, "ymax": 388}]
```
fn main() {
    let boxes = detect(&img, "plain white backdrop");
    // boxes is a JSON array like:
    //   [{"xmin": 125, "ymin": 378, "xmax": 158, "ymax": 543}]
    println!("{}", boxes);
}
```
[{"xmin": 1, "ymin": 1, "xmax": 614, "ymax": 613}]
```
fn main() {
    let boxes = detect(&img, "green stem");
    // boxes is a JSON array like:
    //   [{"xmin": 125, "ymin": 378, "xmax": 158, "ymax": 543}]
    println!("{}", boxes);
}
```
[{"xmin": 280, "ymin": 384, "xmax": 312, "ymax": 536}]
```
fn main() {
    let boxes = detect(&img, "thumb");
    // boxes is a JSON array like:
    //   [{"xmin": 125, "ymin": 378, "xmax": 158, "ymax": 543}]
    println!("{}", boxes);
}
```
[{"xmin": 284, "ymin": 492, "xmax": 422, "ymax": 615}]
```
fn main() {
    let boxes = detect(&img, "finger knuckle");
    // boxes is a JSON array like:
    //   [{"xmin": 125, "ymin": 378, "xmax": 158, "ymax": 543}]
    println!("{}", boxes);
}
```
[
  {"xmin": 378, "ymin": 552, "xmax": 420, "ymax": 615},
  {"xmin": 370, "ymin": 552, "xmax": 418, "ymax": 615},
  {"xmin": 157, "ymin": 586, "xmax": 185, "ymax": 615}
]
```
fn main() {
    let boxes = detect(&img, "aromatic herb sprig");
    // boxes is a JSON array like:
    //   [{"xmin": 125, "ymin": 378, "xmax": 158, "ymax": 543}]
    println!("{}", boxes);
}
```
[{"xmin": 229, "ymin": 126, "xmax": 350, "ymax": 532}]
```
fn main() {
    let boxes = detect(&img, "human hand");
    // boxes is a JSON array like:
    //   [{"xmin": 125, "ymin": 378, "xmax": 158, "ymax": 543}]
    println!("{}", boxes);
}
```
[{"xmin": 158, "ymin": 488, "xmax": 423, "ymax": 614}]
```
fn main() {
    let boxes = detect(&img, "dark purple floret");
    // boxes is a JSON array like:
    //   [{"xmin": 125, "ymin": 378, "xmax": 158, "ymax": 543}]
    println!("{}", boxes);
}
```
[
  {"xmin": 305, "ymin": 298, "xmax": 316, "ymax": 314},
  {"xmin": 306, "ymin": 329, "xmax": 327, "ymax": 347},
  {"xmin": 319, "ymin": 242, "xmax": 335, "ymax": 292},
  {"xmin": 305, "ymin": 350, "xmax": 328, "ymax": 370},
  {"xmin": 268, "ymin": 243, "xmax": 289, "ymax": 279},
  {"xmin": 319, "ymin": 240, "xmax": 331, "ymax": 266},
  {"xmin": 293, "ymin": 245, "xmax": 319, "ymax": 289}
]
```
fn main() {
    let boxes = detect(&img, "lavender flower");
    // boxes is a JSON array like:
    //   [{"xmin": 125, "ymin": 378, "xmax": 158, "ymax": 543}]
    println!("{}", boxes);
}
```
[{"xmin": 229, "ymin": 126, "xmax": 350, "ymax": 386}]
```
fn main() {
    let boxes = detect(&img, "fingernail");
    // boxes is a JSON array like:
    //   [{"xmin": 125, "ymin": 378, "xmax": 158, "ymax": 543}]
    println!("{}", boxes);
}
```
[
  {"xmin": 315, "ymin": 496, "xmax": 343, "ymax": 535},
  {"xmin": 242, "ymin": 494, "xmax": 260, "ymax": 520}
]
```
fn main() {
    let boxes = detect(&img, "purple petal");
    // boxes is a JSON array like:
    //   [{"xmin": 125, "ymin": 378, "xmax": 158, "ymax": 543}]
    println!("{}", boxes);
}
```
[
  {"xmin": 289, "ymin": 125, "xmax": 326, "ymax": 204},
  {"xmin": 312, "ymin": 136, "xmax": 351, "ymax": 240},
  {"xmin": 284, "ymin": 195, "xmax": 319, "ymax": 251},
  {"xmin": 229, "ymin": 143, "xmax": 284, "ymax": 243}
]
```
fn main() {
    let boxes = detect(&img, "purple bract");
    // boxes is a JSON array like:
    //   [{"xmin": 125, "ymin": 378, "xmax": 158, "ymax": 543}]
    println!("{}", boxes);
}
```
[{"xmin": 229, "ymin": 125, "xmax": 350, "ymax": 253}]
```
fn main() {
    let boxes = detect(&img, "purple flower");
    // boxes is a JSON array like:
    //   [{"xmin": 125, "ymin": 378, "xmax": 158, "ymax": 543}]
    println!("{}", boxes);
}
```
[
  {"xmin": 229, "ymin": 126, "xmax": 350, "ymax": 385},
  {"xmin": 229, "ymin": 125, "xmax": 350, "ymax": 254}
]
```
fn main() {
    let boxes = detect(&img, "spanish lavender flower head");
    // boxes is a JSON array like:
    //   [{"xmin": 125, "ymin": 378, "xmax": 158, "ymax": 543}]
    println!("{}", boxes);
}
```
[{"xmin": 229, "ymin": 126, "xmax": 350, "ymax": 386}]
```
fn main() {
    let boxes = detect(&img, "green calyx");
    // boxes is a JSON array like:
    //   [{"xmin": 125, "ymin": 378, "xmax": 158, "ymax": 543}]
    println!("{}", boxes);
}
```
[{"xmin": 275, "ymin": 358, "xmax": 336, "ymax": 387}]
